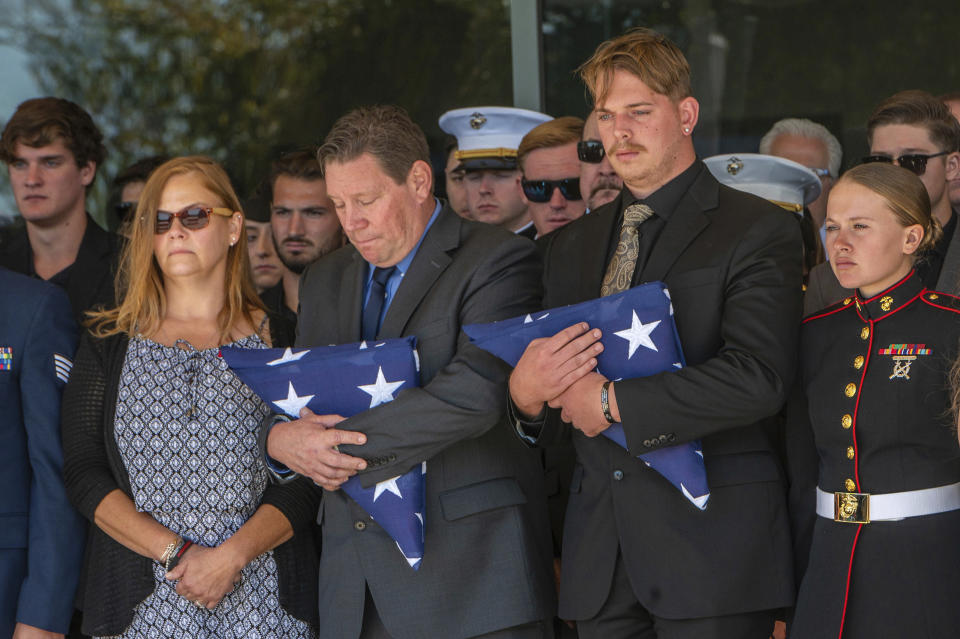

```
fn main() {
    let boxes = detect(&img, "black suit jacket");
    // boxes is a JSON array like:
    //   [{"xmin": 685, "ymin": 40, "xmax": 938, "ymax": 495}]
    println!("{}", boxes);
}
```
[
  {"xmin": 0, "ymin": 215, "xmax": 120, "ymax": 321},
  {"xmin": 532, "ymin": 162, "xmax": 802, "ymax": 620},
  {"xmin": 296, "ymin": 206, "xmax": 555, "ymax": 639}
]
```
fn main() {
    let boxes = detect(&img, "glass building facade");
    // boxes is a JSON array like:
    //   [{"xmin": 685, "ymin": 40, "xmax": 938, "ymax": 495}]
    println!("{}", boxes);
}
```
[{"xmin": 1, "ymin": 0, "xmax": 958, "ymax": 225}]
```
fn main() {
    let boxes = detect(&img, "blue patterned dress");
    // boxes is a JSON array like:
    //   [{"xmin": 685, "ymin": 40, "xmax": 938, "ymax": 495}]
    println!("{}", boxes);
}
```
[{"xmin": 107, "ymin": 335, "xmax": 314, "ymax": 639}]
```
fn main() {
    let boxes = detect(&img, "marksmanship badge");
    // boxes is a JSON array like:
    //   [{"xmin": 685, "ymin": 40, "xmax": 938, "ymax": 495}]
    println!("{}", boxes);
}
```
[{"xmin": 878, "ymin": 344, "xmax": 930, "ymax": 380}]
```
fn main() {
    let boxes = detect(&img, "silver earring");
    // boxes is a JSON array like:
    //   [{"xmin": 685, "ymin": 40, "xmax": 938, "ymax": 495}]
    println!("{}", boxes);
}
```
[{"xmin": 684, "ymin": 127, "xmax": 690, "ymax": 133}]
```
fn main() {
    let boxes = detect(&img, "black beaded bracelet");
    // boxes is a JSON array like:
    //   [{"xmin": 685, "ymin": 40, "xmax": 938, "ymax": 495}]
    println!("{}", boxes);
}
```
[{"xmin": 601, "ymin": 381, "xmax": 616, "ymax": 424}]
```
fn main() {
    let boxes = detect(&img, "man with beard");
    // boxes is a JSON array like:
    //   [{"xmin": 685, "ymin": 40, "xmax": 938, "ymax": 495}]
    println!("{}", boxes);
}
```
[
  {"xmin": 578, "ymin": 110, "xmax": 623, "ymax": 212},
  {"xmin": 261, "ymin": 149, "xmax": 345, "ymax": 322}
]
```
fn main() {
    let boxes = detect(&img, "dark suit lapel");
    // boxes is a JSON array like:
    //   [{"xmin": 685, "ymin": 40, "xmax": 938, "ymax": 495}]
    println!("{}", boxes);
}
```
[
  {"xmin": 378, "ymin": 207, "xmax": 457, "ymax": 338},
  {"xmin": 64, "ymin": 216, "xmax": 113, "ymax": 311},
  {"xmin": 639, "ymin": 171, "xmax": 715, "ymax": 283},
  {"xmin": 936, "ymin": 213, "xmax": 960, "ymax": 294},
  {"xmin": 338, "ymin": 251, "xmax": 366, "ymax": 342}
]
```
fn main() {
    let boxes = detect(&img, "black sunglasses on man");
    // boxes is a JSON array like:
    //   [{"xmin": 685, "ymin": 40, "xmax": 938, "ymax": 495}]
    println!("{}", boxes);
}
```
[{"xmin": 860, "ymin": 150, "xmax": 949, "ymax": 176}]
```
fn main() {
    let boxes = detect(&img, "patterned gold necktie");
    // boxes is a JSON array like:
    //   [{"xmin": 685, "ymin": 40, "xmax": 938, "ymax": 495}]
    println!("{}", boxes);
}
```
[{"xmin": 600, "ymin": 203, "xmax": 655, "ymax": 296}]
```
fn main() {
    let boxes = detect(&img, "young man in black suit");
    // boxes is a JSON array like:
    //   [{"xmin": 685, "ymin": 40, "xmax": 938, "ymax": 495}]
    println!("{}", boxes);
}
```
[
  {"xmin": 509, "ymin": 28, "xmax": 803, "ymax": 639},
  {"xmin": 0, "ymin": 97, "xmax": 119, "ymax": 321}
]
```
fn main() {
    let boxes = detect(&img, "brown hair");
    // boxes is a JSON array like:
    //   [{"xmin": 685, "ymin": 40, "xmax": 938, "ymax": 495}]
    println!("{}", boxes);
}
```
[
  {"xmin": 837, "ymin": 163, "xmax": 941, "ymax": 255},
  {"xmin": 577, "ymin": 27, "xmax": 691, "ymax": 105},
  {"xmin": 88, "ymin": 156, "xmax": 265, "ymax": 340},
  {"xmin": 317, "ymin": 105, "xmax": 430, "ymax": 185},
  {"xmin": 518, "ymin": 116, "xmax": 585, "ymax": 173},
  {"xmin": 268, "ymin": 147, "xmax": 323, "ymax": 194},
  {"xmin": 867, "ymin": 90, "xmax": 960, "ymax": 153},
  {"xmin": 0, "ymin": 97, "xmax": 106, "ymax": 183},
  {"xmin": 950, "ymin": 348, "xmax": 960, "ymax": 431}
]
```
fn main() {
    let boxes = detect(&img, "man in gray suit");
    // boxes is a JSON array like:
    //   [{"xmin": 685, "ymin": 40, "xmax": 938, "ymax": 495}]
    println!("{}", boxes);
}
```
[
  {"xmin": 264, "ymin": 105, "xmax": 555, "ymax": 639},
  {"xmin": 805, "ymin": 90, "xmax": 960, "ymax": 313}
]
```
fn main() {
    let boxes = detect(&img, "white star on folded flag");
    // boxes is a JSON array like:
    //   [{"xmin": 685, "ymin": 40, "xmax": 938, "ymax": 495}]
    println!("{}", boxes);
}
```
[
  {"xmin": 272, "ymin": 381, "xmax": 315, "ymax": 416},
  {"xmin": 614, "ymin": 311, "xmax": 661, "ymax": 358},
  {"xmin": 373, "ymin": 476, "xmax": 404, "ymax": 501},
  {"xmin": 681, "ymin": 483, "xmax": 710, "ymax": 509},
  {"xmin": 463, "ymin": 282, "xmax": 710, "ymax": 510},
  {"xmin": 266, "ymin": 347, "xmax": 309, "ymax": 366},
  {"xmin": 358, "ymin": 366, "xmax": 406, "ymax": 408}
]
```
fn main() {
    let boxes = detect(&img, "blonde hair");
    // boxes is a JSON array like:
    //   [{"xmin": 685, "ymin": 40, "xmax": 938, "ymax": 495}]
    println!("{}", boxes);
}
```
[
  {"xmin": 518, "ymin": 116, "xmax": 585, "ymax": 174},
  {"xmin": 837, "ymin": 163, "xmax": 942, "ymax": 255},
  {"xmin": 88, "ymin": 156, "xmax": 265, "ymax": 340},
  {"xmin": 951, "ymin": 350, "xmax": 960, "ymax": 430},
  {"xmin": 577, "ymin": 27, "xmax": 691, "ymax": 106}
]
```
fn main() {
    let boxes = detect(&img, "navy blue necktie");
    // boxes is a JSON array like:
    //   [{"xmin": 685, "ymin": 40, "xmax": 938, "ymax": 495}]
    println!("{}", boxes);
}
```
[{"xmin": 362, "ymin": 266, "xmax": 396, "ymax": 340}]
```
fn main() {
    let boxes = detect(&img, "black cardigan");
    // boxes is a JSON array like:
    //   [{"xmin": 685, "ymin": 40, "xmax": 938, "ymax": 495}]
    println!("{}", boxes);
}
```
[{"xmin": 61, "ymin": 321, "xmax": 319, "ymax": 635}]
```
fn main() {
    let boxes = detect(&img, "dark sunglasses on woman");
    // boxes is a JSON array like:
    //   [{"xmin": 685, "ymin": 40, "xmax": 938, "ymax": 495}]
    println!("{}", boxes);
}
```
[
  {"xmin": 577, "ymin": 139, "xmax": 605, "ymax": 164},
  {"xmin": 521, "ymin": 177, "xmax": 582, "ymax": 203},
  {"xmin": 153, "ymin": 206, "xmax": 234, "ymax": 234},
  {"xmin": 860, "ymin": 150, "xmax": 949, "ymax": 176}
]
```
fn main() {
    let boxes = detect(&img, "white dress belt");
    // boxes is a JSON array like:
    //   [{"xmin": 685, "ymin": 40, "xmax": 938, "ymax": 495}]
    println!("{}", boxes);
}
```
[{"xmin": 816, "ymin": 481, "xmax": 960, "ymax": 522}]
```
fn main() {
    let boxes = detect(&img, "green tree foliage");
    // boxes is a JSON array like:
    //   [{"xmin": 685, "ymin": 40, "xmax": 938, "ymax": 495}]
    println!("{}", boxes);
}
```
[{"xmin": 0, "ymin": 0, "xmax": 514, "ymax": 222}]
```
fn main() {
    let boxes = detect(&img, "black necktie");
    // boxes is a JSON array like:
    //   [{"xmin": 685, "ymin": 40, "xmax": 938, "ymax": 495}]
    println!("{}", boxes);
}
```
[{"xmin": 361, "ymin": 266, "xmax": 396, "ymax": 340}]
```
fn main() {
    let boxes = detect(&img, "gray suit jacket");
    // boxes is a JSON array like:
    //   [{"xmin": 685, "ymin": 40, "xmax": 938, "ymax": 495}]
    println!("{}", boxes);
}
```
[
  {"xmin": 804, "ymin": 212, "xmax": 960, "ymax": 314},
  {"xmin": 296, "ymin": 206, "xmax": 555, "ymax": 639}
]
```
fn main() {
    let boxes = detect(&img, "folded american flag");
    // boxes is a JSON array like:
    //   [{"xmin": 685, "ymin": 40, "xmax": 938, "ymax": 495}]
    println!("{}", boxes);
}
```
[
  {"xmin": 464, "ymin": 282, "xmax": 709, "ymax": 509},
  {"xmin": 221, "ymin": 338, "xmax": 427, "ymax": 568}
]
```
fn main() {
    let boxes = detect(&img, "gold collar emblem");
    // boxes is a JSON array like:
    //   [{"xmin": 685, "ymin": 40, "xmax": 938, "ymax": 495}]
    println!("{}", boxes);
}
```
[{"xmin": 880, "ymin": 296, "xmax": 893, "ymax": 312}]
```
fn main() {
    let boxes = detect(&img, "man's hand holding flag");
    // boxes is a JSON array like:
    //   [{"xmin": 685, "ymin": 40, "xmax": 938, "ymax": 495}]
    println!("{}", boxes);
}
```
[
  {"xmin": 221, "ymin": 338, "xmax": 427, "ymax": 568},
  {"xmin": 464, "ymin": 282, "xmax": 710, "ymax": 509}
]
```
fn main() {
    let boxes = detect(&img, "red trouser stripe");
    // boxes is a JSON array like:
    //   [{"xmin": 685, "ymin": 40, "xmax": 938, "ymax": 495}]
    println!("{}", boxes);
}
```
[{"xmin": 837, "ymin": 524, "xmax": 863, "ymax": 639}]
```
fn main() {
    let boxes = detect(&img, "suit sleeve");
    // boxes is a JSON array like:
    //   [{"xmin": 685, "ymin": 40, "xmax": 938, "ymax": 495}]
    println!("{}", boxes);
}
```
[
  {"xmin": 615, "ymin": 206, "xmax": 803, "ymax": 452},
  {"xmin": 803, "ymin": 263, "xmax": 829, "ymax": 315},
  {"xmin": 15, "ymin": 286, "xmax": 86, "ymax": 633},
  {"xmin": 784, "ymin": 379, "xmax": 819, "ymax": 589},
  {"xmin": 340, "ymin": 235, "xmax": 543, "ymax": 487}
]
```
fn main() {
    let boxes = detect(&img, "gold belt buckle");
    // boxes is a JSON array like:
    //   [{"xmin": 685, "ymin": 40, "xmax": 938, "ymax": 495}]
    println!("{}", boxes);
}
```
[{"xmin": 834, "ymin": 491, "xmax": 870, "ymax": 524}]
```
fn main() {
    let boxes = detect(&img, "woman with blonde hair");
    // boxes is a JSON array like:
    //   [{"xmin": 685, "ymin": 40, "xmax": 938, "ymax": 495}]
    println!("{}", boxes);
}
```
[
  {"xmin": 62, "ymin": 156, "xmax": 317, "ymax": 637},
  {"xmin": 788, "ymin": 162, "xmax": 960, "ymax": 638}
]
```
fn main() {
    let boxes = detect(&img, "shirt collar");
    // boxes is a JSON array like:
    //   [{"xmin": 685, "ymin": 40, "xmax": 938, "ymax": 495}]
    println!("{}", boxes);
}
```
[
  {"xmin": 621, "ymin": 158, "xmax": 703, "ymax": 220},
  {"xmin": 515, "ymin": 220, "xmax": 535, "ymax": 235}
]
